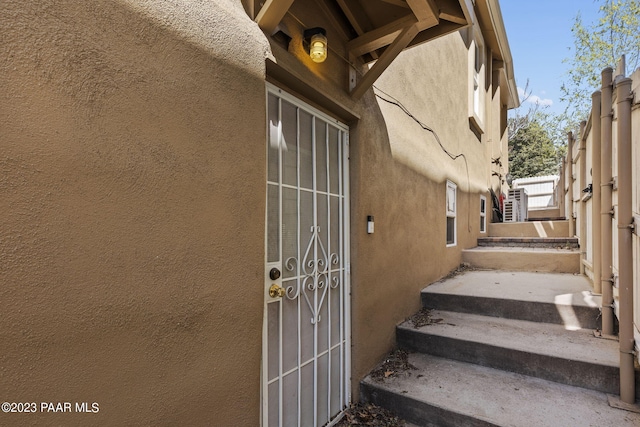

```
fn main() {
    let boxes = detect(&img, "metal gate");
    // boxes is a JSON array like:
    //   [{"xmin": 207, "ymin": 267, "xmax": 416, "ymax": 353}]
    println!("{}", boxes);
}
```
[{"xmin": 263, "ymin": 84, "xmax": 351, "ymax": 427}]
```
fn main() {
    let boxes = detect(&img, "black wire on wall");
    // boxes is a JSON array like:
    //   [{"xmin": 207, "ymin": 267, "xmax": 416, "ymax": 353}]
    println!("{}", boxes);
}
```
[{"xmin": 373, "ymin": 86, "xmax": 473, "ymax": 232}]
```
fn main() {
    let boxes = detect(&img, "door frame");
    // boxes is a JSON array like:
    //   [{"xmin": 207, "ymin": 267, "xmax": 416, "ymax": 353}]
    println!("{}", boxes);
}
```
[{"xmin": 261, "ymin": 82, "xmax": 351, "ymax": 426}]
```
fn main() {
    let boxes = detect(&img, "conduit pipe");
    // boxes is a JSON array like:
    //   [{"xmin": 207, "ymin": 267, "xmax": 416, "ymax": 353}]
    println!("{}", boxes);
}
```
[
  {"xmin": 615, "ymin": 77, "xmax": 635, "ymax": 404},
  {"xmin": 600, "ymin": 68, "xmax": 615, "ymax": 336},
  {"xmin": 579, "ymin": 121, "xmax": 587, "ymax": 275},
  {"xmin": 591, "ymin": 91, "xmax": 602, "ymax": 295},
  {"xmin": 567, "ymin": 132, "xmax": 575, "ymax": 238},
  {"xmin": 559, "ymin": 159, "xmax": 565, "ymax": 218}
]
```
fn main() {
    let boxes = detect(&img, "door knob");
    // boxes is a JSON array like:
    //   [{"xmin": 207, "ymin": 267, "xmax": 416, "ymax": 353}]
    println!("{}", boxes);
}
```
[{"xmin": 269, "ymin": 284, "xmax": 286, "ymax": 298}]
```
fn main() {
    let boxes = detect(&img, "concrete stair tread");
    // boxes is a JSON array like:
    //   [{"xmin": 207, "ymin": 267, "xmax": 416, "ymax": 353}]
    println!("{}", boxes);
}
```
[
  {"xmin": 424, "ymin": 271, "xmax": 600, "ymax": 308},
  {"xmin": 421, "ymin": 271, "xmax": 600, "ymax": 328},
  {"xmin": 464, "ymin": 246, "xmax": 579, "ymax": 253},
  {"xmin": 478, "ymin": 237, "xmax": 578, "ymax": 242},
  {"xmin": 398, "ymin": 310, "xmax": 619, "ymax": 368},
  {"xmin": 477, "ymin": 237, "xmax": 579, "ymax": 249},
  {"xmin": 526, "ymin": 216, "xmax": 566, "ymax": 221},
  {"xmin": 362, "ymin": 353, "xmax": 640, "ymax": 427}
]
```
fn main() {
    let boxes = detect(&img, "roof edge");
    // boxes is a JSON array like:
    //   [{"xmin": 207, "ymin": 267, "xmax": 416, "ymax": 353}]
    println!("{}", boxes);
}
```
[{"xmin": 485, "ymin": 0, "xmax": 519, "ymax": 109}]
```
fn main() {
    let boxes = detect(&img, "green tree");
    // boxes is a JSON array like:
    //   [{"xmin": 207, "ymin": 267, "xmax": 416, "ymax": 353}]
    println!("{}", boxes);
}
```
[
  {"xmin": 508, "ymin": 117, "xmax": 559, "ymax": 179},
  {"xmin": 508, "ymin": 81, "xmax": 567, "ymax": 179},
  {"xmin": 562, "ymin": 0, "xmax": 640, "ymax": 120}
]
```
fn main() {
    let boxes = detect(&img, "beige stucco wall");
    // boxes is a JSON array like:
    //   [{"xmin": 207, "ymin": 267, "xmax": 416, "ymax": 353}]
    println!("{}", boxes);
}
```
[
  {"xmin": 1, "ymin": 1, "xmax": 268, "ymax": 425},
  {"xmin": 375, "ymin": 34, "xmax": 497, "ymax": 193}
]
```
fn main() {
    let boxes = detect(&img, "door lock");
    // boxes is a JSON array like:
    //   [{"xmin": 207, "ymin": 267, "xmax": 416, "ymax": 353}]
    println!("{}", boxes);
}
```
[
  {"xmin": 269, "ymin": 268, "xmax": 281, "ymax": 280},
  {"xmin": 269, "ymin": 284, "xmax": 286, "ymax": 298}
]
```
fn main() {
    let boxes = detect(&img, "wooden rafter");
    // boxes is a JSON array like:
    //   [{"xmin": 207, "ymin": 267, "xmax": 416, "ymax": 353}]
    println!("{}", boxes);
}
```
[
  {"xmin": 351, "ymin": 22, "xmax": 421, "ymax": 99},
  {"xmin": 253, "ymin": 0, "xmax": 470, "ymax": 100},
  {"xmin": 345, "ymin": 0, "xmax": 449, "ymax": 98},
  {"xmin": 406, "ymin": 0, "xmax": 439, "ymax": 23},
  {"xmin": 379, "ymin": 0, "xmax": 410, "ymax": 8},
  {"xmin": 347, "ymin": 14, "xmax": 418, "ymax": 57},
  {"xmin": 406, "ymin": 20, "xmax": 465, "ymax": 49},
  {"xmin": 439, "ymin": 1, "xmax": 467, "ymax": 25},
  {"xmin": 336, "ymin": 0, "xmax": 368, "ymax": 35},
  {"xmin": 255, "ymin": 0, "xmax": 295, "ymax": 34},
  {"xmin": 346, "ymin": 10, "xmax": 441, "ymax": 58},
  {"xmin": 317, "ymin": 0, "xmax": 352, "ymax": 41},
  {"xmin": 335, "ymin": 0, "xmax": 379, "ymax": 59}
]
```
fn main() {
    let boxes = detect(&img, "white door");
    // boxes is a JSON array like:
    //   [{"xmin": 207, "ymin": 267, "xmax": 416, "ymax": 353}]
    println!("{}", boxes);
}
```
[{"xmin": 263, "ymin": 84, "xmax": 350, "ymax": 427}]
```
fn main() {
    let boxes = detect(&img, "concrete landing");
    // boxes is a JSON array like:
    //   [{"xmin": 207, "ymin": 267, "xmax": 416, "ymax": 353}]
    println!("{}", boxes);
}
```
[
  {"xmin": 361, "ymin": 353, "xmax": 640, "ymax": 427},
  {"xmin": 426, "ymin": 270, "xmax": 595, "ymax": 300},
  {"xmin": 422, "ymin": 270, "xmax": 600, "ymax": 329},
  {"xmin": 462, "ymin": 246, "xmax": 580, "ymax": 273}
]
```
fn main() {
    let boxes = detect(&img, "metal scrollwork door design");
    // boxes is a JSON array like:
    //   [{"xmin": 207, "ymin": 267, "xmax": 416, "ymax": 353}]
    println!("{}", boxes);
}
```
[{"xmin": 263, "ymin": 84, "xmax": 350, "ymax": 427}]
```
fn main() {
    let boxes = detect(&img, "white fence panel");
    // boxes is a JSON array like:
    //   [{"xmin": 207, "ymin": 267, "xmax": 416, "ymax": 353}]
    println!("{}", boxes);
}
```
[{"xmin": 513, "ymin": 175, "xmax": 558, "ymax": 208}]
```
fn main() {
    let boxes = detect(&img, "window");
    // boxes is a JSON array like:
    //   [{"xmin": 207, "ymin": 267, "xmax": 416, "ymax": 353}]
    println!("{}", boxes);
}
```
[
  {"xmin": 446, "ymin": 181, "xmax": 457, "ymax": 246},
  {"xmin": 480, "ymin": 195, "xmax": 487, "ymax": 233},
  {"xmin": 468, "ymin": 26, "xmax": 485, "ymax": 133}
]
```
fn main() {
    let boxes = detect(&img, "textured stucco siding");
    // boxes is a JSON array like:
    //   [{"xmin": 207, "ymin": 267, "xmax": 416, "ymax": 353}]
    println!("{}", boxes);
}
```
[{"xmin": 0, "ymin": 1, "xmax": 268, "ymax": 425}]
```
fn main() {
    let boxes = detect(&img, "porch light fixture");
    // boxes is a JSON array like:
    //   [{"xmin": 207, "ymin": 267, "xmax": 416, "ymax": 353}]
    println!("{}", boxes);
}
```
[{"xmin": 304, "ymin": 27, "xmax": 327, "ymax": 63}]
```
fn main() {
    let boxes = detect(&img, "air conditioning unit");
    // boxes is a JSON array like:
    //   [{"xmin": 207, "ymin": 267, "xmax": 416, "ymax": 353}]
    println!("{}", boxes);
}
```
[
  {"xmin": 508, "ymin": 188, "xmax": 528, "ymax": 221},
  {"xmin": 503, "ymin": 199, "xmax": 520, "ymax": 222}
]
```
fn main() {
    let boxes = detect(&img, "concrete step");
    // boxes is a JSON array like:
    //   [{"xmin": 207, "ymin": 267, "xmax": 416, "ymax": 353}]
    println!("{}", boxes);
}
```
[
  {"xmin": 528, "ymin": 207, "xmax": 562, "ymax": 220},
  {"xmin": 488, "ymin": 220, "xmax": 569, "ymax": 238},
  {"xmin": 422, "ymin": 271, "xmax": 601, "ymax": 329},
  {"xmin": 462, "ymin": 247, "xmax": 580, "ymax": 273},
  {"xmin": 527, "ymin": 216, "xmax": 566, "ymax": 222},
  {"xmin": 361, "ymin": 353, "xmax": 640, "ymax": 427},
  {"xmin": 397, "ymin": 310, "xmax": 625, "ymax": 395},
  {"xmin": 478, "ymin": 237, "xmax": 578, "ymax": 249}
]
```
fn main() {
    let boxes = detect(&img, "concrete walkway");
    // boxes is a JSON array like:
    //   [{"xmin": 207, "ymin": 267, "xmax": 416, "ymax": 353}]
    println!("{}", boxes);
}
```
[{"xmin": 425, "ymin": 270, "xmax": 599, "ymax": 309}]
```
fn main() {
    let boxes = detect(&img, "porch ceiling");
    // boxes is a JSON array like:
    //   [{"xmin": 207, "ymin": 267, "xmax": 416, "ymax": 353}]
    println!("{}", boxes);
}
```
[{"xmin": 255, "ymin": 0, "xmax": 470, "ymax": 99}]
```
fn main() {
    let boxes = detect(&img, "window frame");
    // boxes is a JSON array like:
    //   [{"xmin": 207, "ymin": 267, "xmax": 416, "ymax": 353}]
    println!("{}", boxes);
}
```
[
  {"xmin": 480, "ymin": 195, "xmax": 487, "ymax": 234},
  {"xmin": 468, "ymin": 25, "xmax": 486, "ymax": 133},
  {"xmin": 446, "ymin": 180, "xmax": 457, "ymax": 247}
]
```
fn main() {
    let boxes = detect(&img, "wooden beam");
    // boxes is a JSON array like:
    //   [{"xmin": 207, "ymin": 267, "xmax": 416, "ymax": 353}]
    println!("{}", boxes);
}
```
[
  {"xmin": 406, "ymin": 0, "xmax": 439, "ymax": 22},
  {"xmin": 379, "ymin": 0, "xmax": 410, "ymax": 8},
  {"xmin": 317, "ymin": 0, "xmax": 351, "ymax": 41},
  {"xmin": 336, "ymin": 0, "xmax": 367, "ymax": 35},
  {"xmin": 347, "ymin": 14, "xmax": 417, "ymax": 57},
  {"xmin": 255, "ymin": 0, "xmax": 295, "ymax": 34},
  {"xmin": 439, "ymin": 1, "xmax": 468, "ymax": 25},
  {"xmin": 335, "ymin": 0, "xmax": 379, "ymax": 58},
  {"xmin": 406, "ymin": 20, "xmax": 464, "ymax": 49},
  {"xmin": 351, "ymin": 22, "xmax": 420, "ymax": 99}
]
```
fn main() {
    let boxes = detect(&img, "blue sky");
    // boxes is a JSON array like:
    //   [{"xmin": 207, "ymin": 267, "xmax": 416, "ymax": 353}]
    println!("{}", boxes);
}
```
[{"xmin": 500, "ymin": 0, "xmax": 602, "ymax": 114}]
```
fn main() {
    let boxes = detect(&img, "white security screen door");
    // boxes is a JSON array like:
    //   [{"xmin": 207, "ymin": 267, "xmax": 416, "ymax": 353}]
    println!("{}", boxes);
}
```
[{"xmin": 263, "ymin": 84, "xmax": 350, "ymax": 427}]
